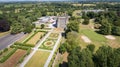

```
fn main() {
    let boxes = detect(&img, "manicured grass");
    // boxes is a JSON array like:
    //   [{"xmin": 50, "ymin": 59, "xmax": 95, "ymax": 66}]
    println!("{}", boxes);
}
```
[
  {"xmin": 79, "ymin": 29, "xmax": 108, "ymax": 51},
  {"xmin": 80, "ymin": 29, "xmax": 107, "ymax": 43},
  {"xmin": 25, "ymin": 51, "xmax": 50, "ymax": 67},
  {"xmin": 26, "ymin": 32, "xmax": 45, "ymax": 45},
  {"xmin": 0, "ymin": 49, "xmax": 26, "ymax": 67}
]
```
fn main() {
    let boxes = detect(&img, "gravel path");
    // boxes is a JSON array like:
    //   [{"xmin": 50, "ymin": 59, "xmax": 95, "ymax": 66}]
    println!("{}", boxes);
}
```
[{"xmin": 44, "ymin": 33, "xmax": 62, "ymax": 67}]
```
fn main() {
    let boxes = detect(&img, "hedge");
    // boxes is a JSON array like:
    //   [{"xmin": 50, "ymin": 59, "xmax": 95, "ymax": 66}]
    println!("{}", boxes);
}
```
[
  {"xmin": 18, "ymin": 48, "xmax": 31, "ymax": 63},
  {"xmin": 14, "ymin": 42, "xmax": 34, "ymax": 47},
  {"xmin": 0, "ymin": 48, "xmax": 17, "ymax": 63}
]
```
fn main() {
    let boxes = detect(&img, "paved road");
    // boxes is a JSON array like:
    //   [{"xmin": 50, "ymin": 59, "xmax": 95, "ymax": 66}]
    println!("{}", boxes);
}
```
[{"xmin": 0, "ymin": 32, "xmax": 25, "ymax": 50}]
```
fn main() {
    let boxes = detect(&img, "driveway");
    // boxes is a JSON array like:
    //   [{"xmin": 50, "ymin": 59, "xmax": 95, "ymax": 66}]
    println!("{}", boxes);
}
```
[{"xmin": 0, "ymin": 32, "xmax": 25, "ymax": 50}]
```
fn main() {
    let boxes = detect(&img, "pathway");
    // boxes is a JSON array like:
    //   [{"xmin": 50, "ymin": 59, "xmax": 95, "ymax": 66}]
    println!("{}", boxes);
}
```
[
  {"xmin": 20, "ymin": 29, "xmax": 53, "ymax": 67},
  {"xmin": 44, "ymin": 33, "xmax": 62, "ymax": 67}
]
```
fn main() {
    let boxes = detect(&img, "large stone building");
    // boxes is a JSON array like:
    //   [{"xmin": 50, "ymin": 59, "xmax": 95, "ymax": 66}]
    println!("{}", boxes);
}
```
[{"xmin": 57, "ymin": 16, "xmax": 69, "ymax": 29}]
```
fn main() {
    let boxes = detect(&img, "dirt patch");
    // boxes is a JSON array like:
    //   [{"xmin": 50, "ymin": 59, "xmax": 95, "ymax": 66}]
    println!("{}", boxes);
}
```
[
  {"xmin": 81, "ymin": 35, "xmax": 91, "ymax": 43},
  {"xmin": 105, "ymin": 35, "xmax": 116, "ymax": 40},
  {"xmin": 0, "ymin": 49, "xmax": 26, "ymax": 67}
]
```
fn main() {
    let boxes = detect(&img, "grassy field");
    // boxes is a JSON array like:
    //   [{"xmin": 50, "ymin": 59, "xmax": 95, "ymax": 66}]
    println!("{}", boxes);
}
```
[
  {"xmin": 25, "ymin": 51, "xmax": 50, "ymax": 67},
  {"xmin": 26, "ymin": 32, "xmax": 45, "ymax": 45},
  {"xmin": 0, "ymin": 31, "xmax": 10, "ymax": 37},
  {"xmin": 72, "ymin": 10, "xmax": 82, "ymax": 18},
  {"xmin": 0, "ymin": 49, "xmax": 26, "ymax": 67},
  {"xmin": 72, "ymin": 4, "xmax": 96, "ymax": 6}
]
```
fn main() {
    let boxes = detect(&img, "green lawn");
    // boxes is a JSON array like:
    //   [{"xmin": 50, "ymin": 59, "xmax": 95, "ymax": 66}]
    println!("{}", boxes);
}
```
[
  {"xmin": 25, "ymin": 51, "xmax": 50, "ymax": 67},
  {"xmin": 80, "ymin": 29, "xmax": 107, "ymax": 43},
  {"xmin": 79, "ymin": 29, "xmax": 108, "ymax": 51}
]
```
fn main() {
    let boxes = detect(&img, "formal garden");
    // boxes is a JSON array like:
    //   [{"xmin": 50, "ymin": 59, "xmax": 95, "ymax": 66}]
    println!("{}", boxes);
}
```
[
  {"xmin": 0, "ymin": 46, "xmax": 31, "ymax": 67},
  {"xmin": 39, "ymin": 33, "xmax": 59, "ymax": 50},
  {"xmin": 25, "ymin": 51, "xmax": 50, "ymax": 67},
  {"xmin": 16, "ymin": 30, "xmax": 47, "ymax": 47},
  {"xmin": 39, "ymin": 38, "xmax": 57, "ymax": 50}
]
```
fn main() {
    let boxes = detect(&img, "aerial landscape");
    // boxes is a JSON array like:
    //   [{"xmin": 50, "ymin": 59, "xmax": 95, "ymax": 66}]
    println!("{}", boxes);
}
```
[{"xmin": 0, "ymin": 0, "xmax": 120, "ymax": 67}]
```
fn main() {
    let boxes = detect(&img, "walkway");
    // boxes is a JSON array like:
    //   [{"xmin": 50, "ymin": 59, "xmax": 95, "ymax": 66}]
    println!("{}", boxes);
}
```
[
  {"xmin": 44, "ymin": 33, "xmax": 62, "ymax": 67},
  {"xmin": 20, "ymin": 29, "xmax": 53, "ymax": 67}
]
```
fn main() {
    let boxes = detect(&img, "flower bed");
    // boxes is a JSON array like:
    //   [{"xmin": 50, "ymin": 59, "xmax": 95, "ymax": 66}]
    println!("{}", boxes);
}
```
[
  {"xmin": 39, "ymin": 39, "xmax": 56, "ymax": 50},
  {"xmin": 48, "ymin": 33, "xmax": 59, "ymax": 39}
]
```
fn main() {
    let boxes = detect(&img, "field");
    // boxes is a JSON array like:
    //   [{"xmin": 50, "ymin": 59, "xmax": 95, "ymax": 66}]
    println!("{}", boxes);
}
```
[
  {"xmin": 72, "ymin": 10, "xmax": 82, "ymax": 18},
  {"xmin": 25, "ymin": 51, "xmax": 50, "ymax": 67},
  {"xmin": 72, "ymin": 4, "xmax": 96, "ymax": 6},
  {"xmin": 0, "ymin": 49, "xmax": 26, "ymax": 67},
  {"xmin": 26, "ymin": 32, "xmax": 45, "ymax": 45}
]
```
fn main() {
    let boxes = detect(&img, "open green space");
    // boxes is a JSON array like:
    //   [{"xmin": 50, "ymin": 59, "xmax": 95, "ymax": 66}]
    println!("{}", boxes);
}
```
[{"xmin": 25, "ymin": 51, "xmax": 50, "ymax": 67}]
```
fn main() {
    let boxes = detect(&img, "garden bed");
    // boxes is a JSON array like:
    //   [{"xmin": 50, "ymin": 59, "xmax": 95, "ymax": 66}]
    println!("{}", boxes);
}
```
[
  {"xmin": 25, "ymin": 51, "xmax": 50, "ymax": 67},
  {"xmin": 48, "ymin": 33, "xmax": 59, "ymax": 39},
  {"xmin": 26, "ymin": 32, "xmax": 45, "ymax": 45},
  {"xmin": 39, "ymin": 39, "xmax": 57, "ymax": 50},
  {"xmin": 0, "ymin": 49, "xmax": 26, "ymax": 67}
]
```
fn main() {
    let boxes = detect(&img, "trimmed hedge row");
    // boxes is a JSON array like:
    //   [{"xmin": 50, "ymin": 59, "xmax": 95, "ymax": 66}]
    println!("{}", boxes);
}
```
[
  {"xmin": 18, "ymin": 48, "xmax": 31, "ymax": 63},
  {"xmin": 23, "ymin": 32, "xmax": 37, "ymax": 44},
  {"xmin": 14, "ymin": 42, "xmax": 34, "ymax": 47},
  {"xmin": 0, "ymin": 48, "xmax": 17, "ymax": 63}
]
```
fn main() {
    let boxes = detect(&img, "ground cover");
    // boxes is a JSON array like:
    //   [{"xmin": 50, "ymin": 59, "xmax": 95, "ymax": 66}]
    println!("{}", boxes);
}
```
[
  {"xmin": 0, "ymin": 49, "xmax": 26, "ymax": 67},
  {"xmin": 48, "ymin": 33, "xmax": 59, "ymax": 39},
  {"xmin": 0, "ymin": 48, "xmax": 13, "ymax": 58},
  {"xmin": 25, "ymin": 51, "xmax": 50, "ymax": 67},
  {"xmin": 26, "ymin": 32, "xmax": 45, "ymax": 45},
  {"xmin": 39, "ymin": 38, "xmax": 56, "ymax": 50},
  {"xmin": 72, "ymin": 10, "xmax": 82, "ymax": 18}
]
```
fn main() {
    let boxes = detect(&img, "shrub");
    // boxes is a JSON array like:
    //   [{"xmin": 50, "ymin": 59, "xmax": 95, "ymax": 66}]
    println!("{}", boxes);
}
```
[
  {"xmin": 87, "ymin": 44, "xmax": 95, "ymax": 53},
  {"xmin": 3, "ymin": 48, "xmax": 8, "ymax": 52},
  {"xmin": 0, "ymin": 48, "xmax": 17, "ymax": 63},
  {"xmin": 0, "ymin": 51, "xmax": 2, "ymax": 55}
]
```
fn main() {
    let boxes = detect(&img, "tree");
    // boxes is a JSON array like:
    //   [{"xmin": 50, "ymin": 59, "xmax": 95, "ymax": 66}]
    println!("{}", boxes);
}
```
[
  {"xmin": 41, "ymin": 24, "xmax": 45, "ymax": 29},
  {"xmin": 59, "ymin": 42, "xmax": 67, "ymax": 54},
  {"xmin": 112, "ymin": 26, "xmax": 120, "ymax": 36},
  {"xmin": 68, "ymin": 47, "xmax": 94, "ymax": 67},
  {"xmin": 87, "ymin": 44, "xmax": 95, "ymax": 53},
  {"xmin": 94, "ymin": 46, "xmax": 112, "ymax": 67},
  {"xmin": 66, "ymin": 21, "xmax": 79, "ymax": 33},
  {"xmin": 11, "ymin": 22, "xmax": 22, "ymax": 34},
  {"xmin": 99, "ymin": 19, "xmax": 112, "ymax": 35},
  {"xmin": 23, "ymin": 18, "xmax": 32, "ymax": 33},
  {"xmin": 82, "ymin": 18, "xmax": 89, "ymax": 25},
  {"xmin": 66, "ymin": 31, "xmax": 80, "ymax": 52}
]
